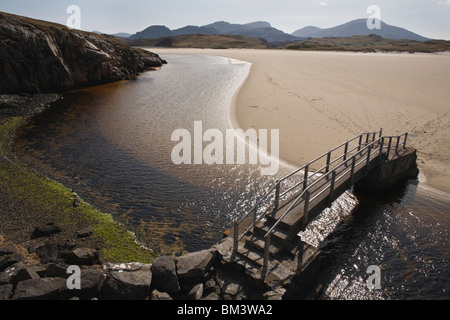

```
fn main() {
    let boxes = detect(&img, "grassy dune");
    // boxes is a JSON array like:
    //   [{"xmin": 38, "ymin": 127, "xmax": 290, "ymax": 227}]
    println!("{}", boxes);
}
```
[
  {"xmin": 284, "ymin": 34, "xmax": 450, "ymax": 53},
  {"xmin": 127, "ymin": 33, "xmax": 269, "ymax": 49},
  {"xmin": 128, "ymin": 33, "xmax": 450, "ymax": 53}
]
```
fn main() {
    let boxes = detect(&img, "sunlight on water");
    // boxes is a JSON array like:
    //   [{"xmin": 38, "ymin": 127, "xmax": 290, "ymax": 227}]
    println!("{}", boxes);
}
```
[
  {"xmin": 315, "ymin": 182, "xmax": 450, "ymax": 300},
  {"xmin": 298, "ymin": 191, "xmax": 359, "ymax": 248}
]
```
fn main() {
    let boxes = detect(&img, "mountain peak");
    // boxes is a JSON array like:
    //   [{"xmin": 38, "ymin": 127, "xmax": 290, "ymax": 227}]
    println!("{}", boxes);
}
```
[
  {"xmin": 130, "ymin": 20, "xmax": 295, "ymax": 43},
  {"xmin": 291, "ymin": 19, "xmax": 429, "ymax": 42},
  {"xmin": 128, "ymin": 18, "xmax": 430, "ymax": 44},
  {"xmin": 130, "ymin": 25, "xmax": 173, "ymax": 39},
  {"xmin": 243, "ymin": 21, "xmax": 272, "ymax": 29}
]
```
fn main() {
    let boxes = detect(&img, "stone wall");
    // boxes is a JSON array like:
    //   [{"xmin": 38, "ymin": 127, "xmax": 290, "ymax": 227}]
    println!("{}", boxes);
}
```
[{"xmin": 0, "ymin": 235, "xmax": 274, "ymax": 300}]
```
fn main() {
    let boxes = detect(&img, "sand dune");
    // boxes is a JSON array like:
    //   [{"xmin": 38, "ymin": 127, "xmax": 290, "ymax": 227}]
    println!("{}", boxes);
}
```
[{"xmin": 151, "ymin": 48, "xmax": 450, "ymax": 194}]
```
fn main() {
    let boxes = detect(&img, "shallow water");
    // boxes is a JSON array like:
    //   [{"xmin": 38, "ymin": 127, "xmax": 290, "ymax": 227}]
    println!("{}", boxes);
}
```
[
  {"xmin": 13, "ymin": 54, "xmax": 450, "ymax": 299},
  {"xmin": 14, "ymin": 55, "xmax": 291, "ymax": 254},
  {"xmin": 305, "ymin": 183, "xmax": 450, "ymax": 300}
]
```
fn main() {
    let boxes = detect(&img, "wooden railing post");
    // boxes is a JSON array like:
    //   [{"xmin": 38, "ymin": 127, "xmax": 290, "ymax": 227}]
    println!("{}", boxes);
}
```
[
  {"xmin": 358, "ymin": 134, "xmax": 363, "ymax": 151},
  {"xmin": 326, "ymin": 152, "xmax": 331, "ymax": 173},
  {"xmin": 404, "ymin": 133, "xmax": 408, "ymax": 149},
  {"xmin": 343, "ymin": 142, "xmax": 349, "ymax": 161},
  {"xmin": 252, "ymin": 207, "xmax": 257, "ymax": 233},
  {"xmin": 329, "ymin": 171, "xmax": 336, "ymax": 207},
  {"xmin": 379, "ymin": 137, "xmax": 385, "ymax": 159},
  {"xmin": 396, "ymin": 136, "xmax": 401, "ymax": 153},
  {"xmin": 233, "ymin": 221, "xmax": 239, "ymax": 251},
  {"xmin": 351, "ymin": 156, "xmax": 356, "ymax": 184},
  {"xmin": 302, "ymin": 191, "xmax": 311, "ymax": 231},
  {"xmin": 274, "ymin": 180, "xmax": 280, "ymax": 210},
  {"xmin": 366, "ymin": 145, "xmax": 372, "ymax": 171},
  {"xmin": 303, "ymin": 164, "xmax": 309, "ymax": 190},
  {"xmin": 263, "ymin": 235, "xmax": 270, "ymax": 268},
  {"xmin": 387, "ymin": 137, "xmax": 393, "ymax": 159}
]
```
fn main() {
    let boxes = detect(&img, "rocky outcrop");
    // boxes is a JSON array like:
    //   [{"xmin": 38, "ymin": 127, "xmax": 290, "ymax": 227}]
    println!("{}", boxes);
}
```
[
  {"xmin": 0, "ymin": 236, "xmax": 271, "ymax": 300},
  {"xmin": 0, "ymin": 12, "xmax": 166, "ymax": 94}
]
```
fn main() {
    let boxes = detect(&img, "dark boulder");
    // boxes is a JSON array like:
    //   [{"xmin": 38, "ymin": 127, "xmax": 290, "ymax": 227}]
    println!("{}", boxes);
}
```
[
  {"xmin": 150, "ymin": 289, "xmax": 173, "ymax": 300},
  {"xmin": 66, "ymin": 248, "xmax": 98, "ymax": 266},
  {"xmin": 34, "ymin": 243, "xmax": 59, "ymax": 263},
  {"xmin": 77, "ymin": 226, "xmax": 94, "ymax": 238},
  {"xmin": 150, "ymin": 256, "xmax": 180, "ymax": 296},
  {"xmin": 176, "ymin": 249, "xmax": 216, "ymax": 281},
  {"xmin": 34, "ymin": 240, "xmax": 76, "ymax": 264},
  {"xmin": 0, "ymin": 284, "xmax": 13, "ymax": 300},
  {"xmin": 0, "ymin": 253, "xmax": 22, "ymax": 272},
  {"xmin": 12, "ymin": 277, "xmax": 67, "ymax": 300},
  {"xmin": 187, "ymin": 283, "xmax": 204, "ymax": 300},
  {"xmin": 31, "ymin": 223, "xmax": 61, "ymax": 239},
  {"xmin": 77, "ymin": 268, "xmax": 105, "ymax": 299},
  {"xmin": 101, "ymin": 263, "xmax": 152, "ymax": 300}
]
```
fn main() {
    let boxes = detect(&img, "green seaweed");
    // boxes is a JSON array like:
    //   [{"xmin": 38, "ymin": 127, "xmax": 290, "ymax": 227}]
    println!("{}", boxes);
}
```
[{"xmin": 0, "ymin": 117, "xmax": 156, "ymax": 263}]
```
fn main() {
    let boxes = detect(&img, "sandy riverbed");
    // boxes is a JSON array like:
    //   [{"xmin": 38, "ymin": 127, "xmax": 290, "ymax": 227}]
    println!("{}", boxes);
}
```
[{"xmin": 149, "ymin": 48, "xmax": 450, "ymax": 194}]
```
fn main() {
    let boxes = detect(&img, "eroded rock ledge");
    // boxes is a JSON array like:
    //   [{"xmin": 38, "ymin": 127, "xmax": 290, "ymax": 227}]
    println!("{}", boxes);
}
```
[{"xmin": 0, "ymin": 12, "xmax": 166, "ymax": 94}]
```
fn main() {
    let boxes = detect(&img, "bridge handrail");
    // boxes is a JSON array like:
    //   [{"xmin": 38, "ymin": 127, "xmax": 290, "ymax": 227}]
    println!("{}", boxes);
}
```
[
  {"xmin": 264, "ymin": 137, "xmax": 383, "ymax": 238},
  {"xmin": 233, "ymin": 129, "xmax": 383, "ymax": 246},
  {"xmin": 261, "ymin": 131, "xmax": 409, "ymax": 267}
]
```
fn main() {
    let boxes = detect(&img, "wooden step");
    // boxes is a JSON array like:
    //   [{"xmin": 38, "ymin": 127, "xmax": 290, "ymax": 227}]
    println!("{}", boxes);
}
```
[
  {"xmin": 264, "ymin": 193, "xmax": 309, "ymax": 230},
  {"xmin": 254, "ymin": 222, "xmax": 289, "ymax": 244},
  {"xmin": 244, "ymin": 233, "xmax": 284, "ymax": 257},
  {"xmin": 235, "ymin": 243, "xmax": 265, "ymax": 268}
]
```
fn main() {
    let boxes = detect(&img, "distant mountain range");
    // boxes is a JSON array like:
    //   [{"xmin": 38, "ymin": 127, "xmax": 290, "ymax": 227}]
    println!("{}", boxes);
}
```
[
  {"xmin": 128, "ymin": 21, "xmax": 299, "ymax": 43},
  {"xmin": 121, "ymin": 19, "xmax": 430, "ymax": 43},
  {"xmin": 292, "ymin": 19, "xmax": 429, "ymax": 42}
]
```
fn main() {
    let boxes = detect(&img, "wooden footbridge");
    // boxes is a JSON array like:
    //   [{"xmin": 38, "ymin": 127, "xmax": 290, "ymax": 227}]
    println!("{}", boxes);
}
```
[{"xmin": 231, "ymin": 129, "xmax": 410, "ymax": 270}]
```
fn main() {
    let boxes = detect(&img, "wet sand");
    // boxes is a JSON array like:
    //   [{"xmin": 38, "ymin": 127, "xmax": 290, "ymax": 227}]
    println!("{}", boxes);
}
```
[{"xmin": 149, "ymin": 48, "xmax": 450, "ymax": 194}]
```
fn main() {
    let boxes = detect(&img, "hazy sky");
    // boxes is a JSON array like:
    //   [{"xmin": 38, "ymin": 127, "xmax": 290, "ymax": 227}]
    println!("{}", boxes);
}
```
[{"xmin": 1, "ymin": 0, "xmax": 450, "ymax": 39}]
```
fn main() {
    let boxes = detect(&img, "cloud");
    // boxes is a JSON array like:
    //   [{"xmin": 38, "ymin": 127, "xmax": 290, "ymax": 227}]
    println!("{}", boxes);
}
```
[
  {"xmin": 319, "ymin": 1, "xmax": 328, "ymax": 6},
  {"xmin": 438, "ymin": 0, "xmax": 450, "ymax": 4}
]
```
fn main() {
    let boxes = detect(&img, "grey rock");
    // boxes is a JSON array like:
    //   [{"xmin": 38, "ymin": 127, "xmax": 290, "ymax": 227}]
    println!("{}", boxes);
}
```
[
  {"xmin": 78, "ymin": 268, "xmax": 105, "ymax": 298},
  {"xmin": 187, "ymin": 283, "xmax": 204, "ymax": 300},
  {"xmin": 263, "ymin": 287, "xmax": 287, "ymax": 300},
  {"xmin": 0, "ymin": 272, "xmax": 10, "ymax": 285},
  {"xmin": 7, "ymin": 263, "xmax": 41, "ymax": 284},
  {"xmin": 204, "ymin": 277, "xmax": 220, "ymax": 296},
  {"xmin": 12, "ymin": 277, "xmax": 67, "ymax": 300},
  {"xmin": 0, "ymin": 245, "xmax": 19, "ymax": 256},
  {"xmin": 214, "ymin": 267, "xmax": 246, "ymax": 299},
  {"xmin": 201, "ymin": 292, "xmax": 220, "ymax": 300},
  {"xmin": 66, "ymin": 248, "xmax": 97, "ymax": 266},
  {"xmin": 102, "ymin": 264, "xmax": 152, "ymax": 300},
  {"xmin": 176, "ymin": 249, "xmax": 216, "ymax": 280},
  {"xmin": 0, "ymin": 253, "xmax": 22, "ymax": 272},
  {"xmin": 31, "ymin": 223, "xmax": 61, "ymax": 239},
  {"xmin": 0, "ymin": 284, "xmax": 13, "ymax": 300},
  {"xmin": 77, "ymin": 226, "xmax": 94, "ymax": 238},
  {"xmin": 150, "ymin": 256, "xmax": 180, "ymax": 295},
  {"xmin": 150, "ymin": 289, "xmax": 173, "ymax": 300},
  {"xmin": 35, "ymin": 243, "xmax": 59, "ymax": 264},
  {"xmin": 46, "ymin": 263, "xmax": 70, "ymax": 278}
]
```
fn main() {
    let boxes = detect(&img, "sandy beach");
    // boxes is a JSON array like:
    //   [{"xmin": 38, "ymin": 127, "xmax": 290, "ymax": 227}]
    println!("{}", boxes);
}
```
[{"xmin": 151, "ymin": 48, "xmax": 450, "ymax": 194}]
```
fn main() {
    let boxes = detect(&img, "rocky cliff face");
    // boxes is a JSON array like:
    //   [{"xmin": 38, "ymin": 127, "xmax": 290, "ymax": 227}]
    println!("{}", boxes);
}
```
[{"xmin": 0, "ymin": 12, "xmax": 166, "ymax": 94}]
